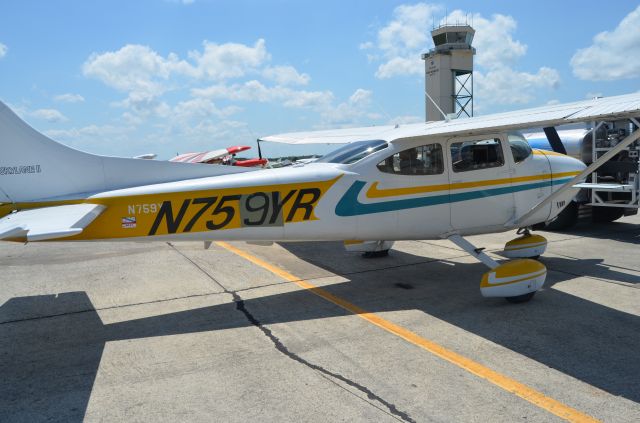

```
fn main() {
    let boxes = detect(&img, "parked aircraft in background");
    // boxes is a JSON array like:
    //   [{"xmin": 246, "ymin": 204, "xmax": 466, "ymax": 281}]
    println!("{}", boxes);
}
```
[
  {"xmin": 1, "ymin": 93, "xmax": 639, "ymax": 302},
  {"xmin": 170, "ymin": 146, "xmax": 268, "ymax": 168}
]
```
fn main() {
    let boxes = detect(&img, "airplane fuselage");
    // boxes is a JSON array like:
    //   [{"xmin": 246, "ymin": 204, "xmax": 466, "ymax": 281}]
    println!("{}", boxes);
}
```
[{"xmin": 1, "ymin": 132, "xmax": 585, "ymax": 243}]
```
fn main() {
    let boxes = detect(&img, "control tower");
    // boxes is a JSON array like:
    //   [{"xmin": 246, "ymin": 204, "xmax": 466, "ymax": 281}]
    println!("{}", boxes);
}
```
[{"xmin": 421, "ymin": 25, "xmax": 475, "ymax": 121}]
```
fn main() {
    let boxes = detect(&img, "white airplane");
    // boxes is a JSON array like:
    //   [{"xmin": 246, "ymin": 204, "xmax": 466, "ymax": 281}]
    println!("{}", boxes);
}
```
[{"xmin": 1, "ymin": 94, "xmax": 639, "ymax": 303}]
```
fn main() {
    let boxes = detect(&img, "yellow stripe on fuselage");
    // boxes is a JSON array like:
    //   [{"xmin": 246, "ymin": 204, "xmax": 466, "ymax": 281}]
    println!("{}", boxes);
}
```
[
  {"xmin": 533, "ymin": 149, "xmax": 567, "ymax": 157},
  {"xmin": 366, "ymin": 171, "xmax": 581, "ymax": 199},
  {"xmin": 1, "ymin": 176, "xmax": 342, "ymax": 240}
]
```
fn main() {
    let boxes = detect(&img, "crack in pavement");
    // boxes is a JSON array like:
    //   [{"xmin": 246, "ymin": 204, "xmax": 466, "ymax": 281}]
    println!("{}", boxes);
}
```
[{"xmin": 168, "ymin": 242, "xmax": 416, "ymax": 423}]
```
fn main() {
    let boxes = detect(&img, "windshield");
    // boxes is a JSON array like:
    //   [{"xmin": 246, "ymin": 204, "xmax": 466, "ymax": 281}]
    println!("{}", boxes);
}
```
[
  {"xmin": 508, "ymin": 133, "xmax": 532, "ymax": 163},
  {"xmin": 316, "ymin": 140, "xmax": 388, "ymax": 164}
]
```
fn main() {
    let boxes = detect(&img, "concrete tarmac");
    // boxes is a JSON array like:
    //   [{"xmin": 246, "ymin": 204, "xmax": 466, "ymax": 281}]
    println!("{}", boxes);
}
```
[{"xmin": 1, "ymin": 215, "xmax": 639, "ymax": 422}]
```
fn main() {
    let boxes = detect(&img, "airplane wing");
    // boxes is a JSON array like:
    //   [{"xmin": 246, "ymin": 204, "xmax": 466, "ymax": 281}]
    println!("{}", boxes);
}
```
[
  {"xmin": 259, "ymin": 93, "xmax": 640, "ymax": 144},
  {"xmin": 170, "ymin": 146, "xmax": 251, "ymax": 164},
  {"xmin": 0, "ymin": 204, "xmax": 105, "ymax": 242},
  {"xmin": 259, "ymin": 125, "xmax": 399, "ymax": 144}
]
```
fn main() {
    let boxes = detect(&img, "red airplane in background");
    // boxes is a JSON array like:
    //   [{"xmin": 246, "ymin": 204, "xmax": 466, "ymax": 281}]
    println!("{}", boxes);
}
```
[{"xmin": 169, "ymin": 146, "xmax": 268, "ymax": 167}]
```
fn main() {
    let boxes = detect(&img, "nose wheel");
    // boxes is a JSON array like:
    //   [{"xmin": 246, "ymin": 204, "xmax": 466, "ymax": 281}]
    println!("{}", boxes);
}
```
[
  {"xmin": 505, "ymin": 292, "xmax": 536, "ymax": 303},
  {"xmin": 503, "ymin": 229, "xmax": 547, "ymax": 260}
]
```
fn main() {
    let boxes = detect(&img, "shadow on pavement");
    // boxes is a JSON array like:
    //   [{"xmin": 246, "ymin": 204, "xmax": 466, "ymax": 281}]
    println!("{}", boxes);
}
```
[{"xmin": 1, "ymin": 235, "xmax": 639, "ymax": 420}]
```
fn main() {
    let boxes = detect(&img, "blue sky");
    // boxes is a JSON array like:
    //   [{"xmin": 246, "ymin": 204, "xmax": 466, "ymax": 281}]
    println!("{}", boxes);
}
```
[{"xmin": 1, "ymin": 1, "xmax": 639, "ymax": 159}]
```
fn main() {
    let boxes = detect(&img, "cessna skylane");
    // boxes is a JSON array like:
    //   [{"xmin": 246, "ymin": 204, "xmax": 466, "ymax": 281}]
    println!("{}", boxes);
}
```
[{"xmin": 1, "ymin": 93, "xmax": 639, "ymax": 302}]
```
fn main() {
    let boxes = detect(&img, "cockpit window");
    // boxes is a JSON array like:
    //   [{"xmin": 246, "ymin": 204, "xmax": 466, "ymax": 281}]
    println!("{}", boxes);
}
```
[
  {"xmin": 316, "ymin": 140, "xmax": 388, "ymax": 164},
  {"xmin": 377, "ymin": 143, "xmax": 444, "ymax": 175},
  {"xmin": 508, "ymin": 133, "xmax": 532, "ymax": 163}
]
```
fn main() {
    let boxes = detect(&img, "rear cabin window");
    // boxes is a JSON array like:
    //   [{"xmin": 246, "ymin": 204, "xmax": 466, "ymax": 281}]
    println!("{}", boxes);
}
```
[
  {"xmin": 451, "ymin": 138, "xmax": 504, "ymax": 172},
  {"xmin": 377, "ymin": 143, "xmax": 444, "ymax": 175},
  {"xmin": 508, "ymin": 134, "xmax": 533, "ymax": 163}
]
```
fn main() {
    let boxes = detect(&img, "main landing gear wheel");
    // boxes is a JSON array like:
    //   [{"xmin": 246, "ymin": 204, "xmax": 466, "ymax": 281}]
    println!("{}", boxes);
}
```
[
  {"xmin": 480, "ymin": 259, "xmax": 546, "ymax": 301},
  {"xmin": 505, "ymin": 291, "xmax": 536, "ymax": 304},
  {"xmin": 362, "ymin": 249, "xmax": 390, "ymax": 258},
  {"xmin": 446, "ymin": 234, "xmax": 547, "ymax": 302}
]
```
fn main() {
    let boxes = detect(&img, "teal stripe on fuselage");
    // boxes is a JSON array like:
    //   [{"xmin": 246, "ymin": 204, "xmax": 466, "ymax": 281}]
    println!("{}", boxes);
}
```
[{"xmin": 335, "ymin": 178, "xmax": 572, "ymax": 217}]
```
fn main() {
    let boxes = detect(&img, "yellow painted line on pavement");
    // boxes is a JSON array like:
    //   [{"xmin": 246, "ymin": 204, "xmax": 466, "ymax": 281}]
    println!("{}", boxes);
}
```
[{"xmin": 216, "ymin": 241, "xmax": 599, "ymax": 423}]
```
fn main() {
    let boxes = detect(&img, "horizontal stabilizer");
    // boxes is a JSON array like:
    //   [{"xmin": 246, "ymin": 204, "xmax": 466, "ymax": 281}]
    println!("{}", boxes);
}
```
[{"xmin": 0, "ymin": 204, "xmax": 105, "ymax": 241}]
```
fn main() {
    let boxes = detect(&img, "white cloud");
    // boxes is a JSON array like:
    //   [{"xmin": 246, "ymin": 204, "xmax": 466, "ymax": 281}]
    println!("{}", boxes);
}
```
[
  {"xmin": 46, "ymin": 124, "xmax": 128, "ymax": 140},
  {"xmin": 453, "ymin": 11, "xmax": 526, "ymax": 69},
  {"xmin": 372, "ymin": 3, "xmax": 442, "ymax": 79},
  {"xmin": 193, "ymin": 83, "xmax": 378, "ymax": 127},
  {"xmin": 79, "ymin": 37, "xmax": 381, "ymax": 152},
  {"xmin": 349, "ymin": 88, "xmax": 372, "ymax": 106},
  {"xmin": 31, "ymin": 108, "xmax": 68, "ymax": 122},
  {"xmin": 571, "ymin": 6, "xmax": 640, "ymax": 81},
  {"xmin": 83, "ymin": 39, "xmax": 271, "ymax": 122},
  {"xmin": 54, "ymin": 93, "xmax": 85, "ymax": 103},
  {"xmin": 263, "ymin": 65, "xmax": 310, "ymax": 86},
  {"xmin": 376, "ymin": 56, "xmax": 422, "ymax": 79},
  {"xmin": 368, "ymin": 5, "xmax": 533, "ymax": 78},
  {"xmin": 321, "ymin": 89, "xmax": 377, "ymax": 125},
  {"xmin": 359, "ymin": 41, "xmax": 374, "ymax": 50},
  {"xmin": 474, "ymin": 66, "xmax": 560, "ymax": 107},
  {"xmin": 387, "ymin": 115, "xmax": 423, "ymax": 125},
  {"xmin": 193, "ymin": 80, "xmax": 333, "ymax": 110},
  {"xmin": 82, "ymin": 44, "xmax": 190, "ymax": 98},
  {"xmin": 378, "ymin": 3, "xmax": 440, "ymax": 55},
  {"xmin": 82, "ymin": 40, "xmax": 269, "ymax": 99},
  {"xmin": 173, "ymin": 98, "xmax": 241, "ymax": 122},
  {"xmin": 0, "ymin": 42, "xmax": 6, "ymax": 59},
  {"xmin": 44, "ymin": 124, "xmax": 137, "ymax": 155},
  {"xmin": 189, "ymin": 39, "xmax": 269, "ymax": 80},
  {"xmin": 364, "ymin": 4, "xmax": 559, "ymax": 111}
]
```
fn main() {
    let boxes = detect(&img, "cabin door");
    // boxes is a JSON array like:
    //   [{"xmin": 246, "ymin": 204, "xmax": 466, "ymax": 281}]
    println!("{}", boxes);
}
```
[{"xmin": 447, "ymin": 135, "xmax": 516, "ymax": 233}]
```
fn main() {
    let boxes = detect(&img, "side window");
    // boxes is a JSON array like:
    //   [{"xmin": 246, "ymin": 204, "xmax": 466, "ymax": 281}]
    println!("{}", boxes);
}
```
[
  {"xmin": 508, "ymin": 133, "xmax": 532, "ymax": 163},
  {"xmin": 450, "ymin": 138, "xmax": 504, "ymax": 172},
  {"xmin": 377, "ymin": 143, "xmax": 444, "ymax": 175}
]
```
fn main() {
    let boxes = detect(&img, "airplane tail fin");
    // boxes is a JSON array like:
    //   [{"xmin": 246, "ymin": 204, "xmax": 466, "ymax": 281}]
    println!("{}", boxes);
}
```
[
  {"xmin": 0, "ymin": 101, "xmax": 106, "ymax": 203},
  {"xmin": 0, "ymin": 101, "xmax": 251, "ymax": 204}
]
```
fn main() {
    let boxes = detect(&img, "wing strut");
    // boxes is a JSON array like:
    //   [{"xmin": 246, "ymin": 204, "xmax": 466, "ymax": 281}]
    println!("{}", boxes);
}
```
[{"xmin": 512, "ymin": 127, "xmax": 640, "ymax": 227}]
